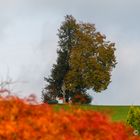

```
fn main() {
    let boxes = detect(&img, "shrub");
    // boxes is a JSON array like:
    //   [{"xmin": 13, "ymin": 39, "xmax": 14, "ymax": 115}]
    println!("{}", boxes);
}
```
[
  {"xmin": 0, "ymin": 95, "xmax": 139, "ymax": 140},
  {"xmin": 72, "ymin": 92, "xmax": 92, "ymax": 104},
  {"xmin": 47, "ymin": 100, "xmax": 58, "ymax": 104},
  {"xmin": 127, "ymin": 106, "xmax": 140, "ymax": 135}
]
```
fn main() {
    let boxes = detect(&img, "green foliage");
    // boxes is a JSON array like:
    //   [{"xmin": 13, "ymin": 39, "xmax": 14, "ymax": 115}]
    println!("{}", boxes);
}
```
[
  {"xmin": 42, "ymin": 15, "xmax": 116, "ymax": 104},
  {"xmin": 47, "ymin": 100, "xmax": 58, "ymax": 104},
  {"xmin": 42, "ymin": 91, "xmax": 51, "ymax": 102},
  {"xmin": 127, "ymin": 106, "xmax": 140, "ymax": 134},
  {"xmin": 42, "ymin": 15, "xmax": 78, "ymax": 103}
]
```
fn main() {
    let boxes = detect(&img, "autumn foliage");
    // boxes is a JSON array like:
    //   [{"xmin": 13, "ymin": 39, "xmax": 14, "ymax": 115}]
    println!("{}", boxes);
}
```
[{"xmin": 0, "ymin": 95, "xmax": 139, "ymax": 140}]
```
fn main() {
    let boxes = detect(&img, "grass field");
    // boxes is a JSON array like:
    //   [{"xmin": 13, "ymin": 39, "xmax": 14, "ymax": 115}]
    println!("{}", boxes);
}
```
[{"xmin": 53, "ymin": 104, "xmax": 140, "ymax": 122}]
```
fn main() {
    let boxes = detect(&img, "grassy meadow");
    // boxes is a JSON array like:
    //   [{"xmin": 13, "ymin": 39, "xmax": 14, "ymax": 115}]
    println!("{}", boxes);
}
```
[{"xmin": 53, "ymin": 104, "xmax": 140, "ymax": 122}]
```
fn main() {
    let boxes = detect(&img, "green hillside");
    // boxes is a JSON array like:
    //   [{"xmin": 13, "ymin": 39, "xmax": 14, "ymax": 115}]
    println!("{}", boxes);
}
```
[{"xmin": 53, "ymin": 105, "xmax": 140, "ymax": 122}]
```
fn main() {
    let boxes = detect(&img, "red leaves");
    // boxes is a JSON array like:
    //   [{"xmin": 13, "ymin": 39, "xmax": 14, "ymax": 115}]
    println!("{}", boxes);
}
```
[{"xmin": 0, "ymin": 96, "xmax": 139, "ymax": 140}]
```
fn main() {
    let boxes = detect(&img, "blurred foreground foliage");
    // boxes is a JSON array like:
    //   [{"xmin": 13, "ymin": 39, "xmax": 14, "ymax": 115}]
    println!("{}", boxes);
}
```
[
  {"xmin": 0, "ymin": 94, "xmax": 139, "ymax": 140},
  {"xmin": 127, "ymin": 106, "xmax": 140, "ymax": 135}
]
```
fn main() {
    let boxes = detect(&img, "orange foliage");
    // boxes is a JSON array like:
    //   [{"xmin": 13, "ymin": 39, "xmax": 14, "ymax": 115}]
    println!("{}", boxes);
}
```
[{"xmin": 0, "ymin": 95, "xmax": 139, "ymax": 140}]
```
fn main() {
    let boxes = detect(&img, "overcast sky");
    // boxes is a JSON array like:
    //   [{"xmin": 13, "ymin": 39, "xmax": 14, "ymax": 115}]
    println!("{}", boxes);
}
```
[{"xmin": 0, "ymin": 0, "xmax": 140, "ymax": 104}]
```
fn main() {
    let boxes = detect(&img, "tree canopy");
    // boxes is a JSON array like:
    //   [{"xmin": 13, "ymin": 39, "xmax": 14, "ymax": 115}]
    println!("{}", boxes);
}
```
[
  {"xmin": 42, "ymin": 15, "xmax": 116, "ymax": 104},
  {"xmin": 65, "ymin": 23, "xmax": 116, "ymax": 92}
]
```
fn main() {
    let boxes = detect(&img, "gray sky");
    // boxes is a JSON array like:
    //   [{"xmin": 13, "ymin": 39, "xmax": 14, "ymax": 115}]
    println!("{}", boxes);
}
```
[{"xmin": 0, "ymin": 0, "xmax": 140, "ymax": 104}]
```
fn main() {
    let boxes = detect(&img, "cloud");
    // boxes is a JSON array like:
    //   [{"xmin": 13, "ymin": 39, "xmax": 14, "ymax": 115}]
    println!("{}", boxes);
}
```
[{"xmin": 0, "ymin": 0, "xmax": 140, "ymax": 104}]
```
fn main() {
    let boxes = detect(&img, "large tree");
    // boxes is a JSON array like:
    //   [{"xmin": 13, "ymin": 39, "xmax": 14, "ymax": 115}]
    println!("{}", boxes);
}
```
[
  {"xmin": 65, "ymin": 23, "xmax": 116, "ymax": 92},
  {"xmin": 42, "ymin": 15, "xmax": 79, "ymax": 103},
  {"xmin": 42, "ymin": 15, "xmax": 116, "ymax": 104}
]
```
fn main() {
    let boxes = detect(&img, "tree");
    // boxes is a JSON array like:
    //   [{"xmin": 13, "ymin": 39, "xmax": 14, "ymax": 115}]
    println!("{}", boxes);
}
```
[
  {"xmin": 42, "ymin": 15, "xmax": 116, "ymax": 104},
  {"xmin": 64, "ymin": 23, "xmax": 116, "ymax": 93},
  {"xmin": 42, "ymin": 15, "xmax": 79, "ymax": 103}
]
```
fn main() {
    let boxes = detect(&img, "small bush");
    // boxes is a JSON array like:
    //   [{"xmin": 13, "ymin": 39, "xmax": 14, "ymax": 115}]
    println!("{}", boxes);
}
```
[
  {"xmin": 47, "ymin": 100, "xmax": 58, "ymax": 104},
  {"xmin": 72, "ymin": 92, "xmax": 92, "ymax": 104},
  {"xmin": 127, "ymin": 106, "xmax": 140, "ymax": 135}
]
